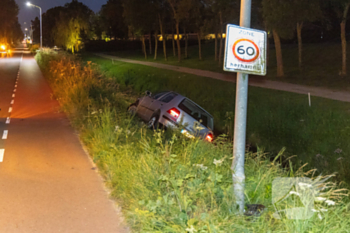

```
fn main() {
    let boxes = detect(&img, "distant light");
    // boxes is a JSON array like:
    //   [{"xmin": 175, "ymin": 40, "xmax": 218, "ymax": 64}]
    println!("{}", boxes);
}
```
[{"xmin": 26, "ymin": 2, "xmax": 32, "ymax": 6}]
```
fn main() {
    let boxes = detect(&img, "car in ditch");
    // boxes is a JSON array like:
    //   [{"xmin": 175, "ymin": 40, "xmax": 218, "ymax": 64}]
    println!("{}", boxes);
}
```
[{"xmin": 128, "ymin": 91, "xmax": 214, "ymax": 142}]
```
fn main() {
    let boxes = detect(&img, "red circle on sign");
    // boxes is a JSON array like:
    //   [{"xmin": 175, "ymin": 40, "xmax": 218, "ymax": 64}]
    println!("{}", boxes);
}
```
[{"xmin": 232, "ymin": 39, "xmax": 260, "ymax": 63}]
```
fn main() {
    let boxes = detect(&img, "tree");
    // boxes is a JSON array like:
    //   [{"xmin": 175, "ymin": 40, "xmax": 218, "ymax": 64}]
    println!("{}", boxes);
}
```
[
  {"xmin": 262, "ymin": 0, "xmax": 295, "ymax": 77},
  {"xmin": 90, "ymin": 13, "xmax": 103, "ymax": 40},
  {"xmin": 10, "ymin": 21, "xmax": 23, "ymax": 43},
  {"xmin": 202, "ymin": 9, "xmax": 219, "ymax": 61},
  {"xmin": 100, "ymin": 0, "xmax": 128, "ymax": 39},
  {"xmin": 330, "ymin": 0, "xmax": 350, "ymax": 76},
  {"xmin": 205, "ymin": 0, "xmax": 239, "ymax": 65},
  {"xmin": 64, "ymin": 0, "xmax": 93, "ymax": 42},
  {"xmin": 50, "ymin": 0, "xmax": 93, "ymax": 52},
  {"xmin": 41, "ymin": 7, "xmax": 65, "ymax": 46},
  {"xmin": 0, "ymin": 0, "xmax": 20, "ymax": 43},
  {"xmin": 31, "ymin": 17, "xmax": 40, "ymax": 44},
  {"xmin": 189, "ymin": 0, "xmax": 206, "ymax": 60},
  {"xmin": 154, "ymin": 0, "xmax": 171, "ymax": 60},
  {"xmin": 291, "ymin": 0, "xmax": 322, "ymax": 71},
  {"xmin": 123, "ymin": 0, "xmax": 155, "ymax": 59},
  {"xmin": 167, "ymin": 0, "xmax": 194, "ymax": 62},
  {"xmin": 53, "ymin": 15, "xmax": 81, "ymax": 53}
]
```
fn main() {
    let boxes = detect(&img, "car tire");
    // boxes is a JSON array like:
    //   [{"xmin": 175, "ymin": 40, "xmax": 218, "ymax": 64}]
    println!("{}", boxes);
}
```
[
  {"xmin": 127, "ymin": 104, "xmax": 138, "ymax": 116},
  {"xmin": 147, "ymin": 114, "xmax": 159, "ymax": 130}
]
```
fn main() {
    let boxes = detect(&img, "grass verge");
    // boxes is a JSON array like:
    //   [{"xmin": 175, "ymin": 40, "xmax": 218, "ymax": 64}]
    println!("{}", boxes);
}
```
[
  {"xmin": 81, "ymin": 53, "xmax": 350, "ymax": 182},
  {"xmin": 104, "ymin": 42, "xmax": 350, "ymax": 91},
  {"xmin": 36, "ymin": 50, "xmax": 350, "ymax": 232}
]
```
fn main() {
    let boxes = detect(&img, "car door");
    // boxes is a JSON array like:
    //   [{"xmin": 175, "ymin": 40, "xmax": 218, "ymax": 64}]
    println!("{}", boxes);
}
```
[
  {"xmin": 139, "ymin": 92, "xmax": 168, "ymax": 120},
  {"xmin": 138, "ymin": 96, "xmax": 154, "ymax": 120}
]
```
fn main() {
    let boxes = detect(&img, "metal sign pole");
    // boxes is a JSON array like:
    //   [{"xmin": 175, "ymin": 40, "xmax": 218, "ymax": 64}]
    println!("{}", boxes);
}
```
[{"xmin": 231, "ymin": 0, "xmax": 252, "ymax": 214}]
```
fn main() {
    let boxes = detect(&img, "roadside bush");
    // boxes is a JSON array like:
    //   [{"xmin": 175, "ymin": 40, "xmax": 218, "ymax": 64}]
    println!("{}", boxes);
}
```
[
  {"xmin": 36, "ymin": 51, "xmax": 350, "ymax": 232},
  {"xmin": 28, "ymin": 43, "xmax": 40, "ymax": 54}
]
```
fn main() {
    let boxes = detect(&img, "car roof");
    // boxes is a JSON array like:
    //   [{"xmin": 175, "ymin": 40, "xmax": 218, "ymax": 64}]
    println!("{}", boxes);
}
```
[{"xmin": 159, "ymin": 91, "xmax": 213, "ymax": 118}]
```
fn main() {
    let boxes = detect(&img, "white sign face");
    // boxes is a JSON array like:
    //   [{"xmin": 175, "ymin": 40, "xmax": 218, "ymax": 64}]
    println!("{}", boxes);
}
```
[{"xmin": 223, "ymin": 24, "xmax": 267, "ymax": 76}]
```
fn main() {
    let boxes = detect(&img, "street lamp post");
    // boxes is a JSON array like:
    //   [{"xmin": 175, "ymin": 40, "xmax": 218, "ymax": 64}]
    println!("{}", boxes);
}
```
[{"xmin": 27, "ymin": 2, "xmax": 42, "ymax": 49}]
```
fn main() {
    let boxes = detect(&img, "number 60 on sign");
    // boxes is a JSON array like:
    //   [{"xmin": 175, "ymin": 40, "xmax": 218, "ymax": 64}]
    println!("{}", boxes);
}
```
[{"xmin": 223, "ymin": 24, "xmax": 267, "ymax": 76}]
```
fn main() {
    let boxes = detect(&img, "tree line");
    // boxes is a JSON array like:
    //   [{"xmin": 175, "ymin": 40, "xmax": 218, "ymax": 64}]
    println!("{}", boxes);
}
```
[
  {"xmin": 32, "ymin": 0, "xmax": 350, "ymax": 76},
  {"xmin": 0, "ymin": 0, "xmax": 23, "ymax": 45}
]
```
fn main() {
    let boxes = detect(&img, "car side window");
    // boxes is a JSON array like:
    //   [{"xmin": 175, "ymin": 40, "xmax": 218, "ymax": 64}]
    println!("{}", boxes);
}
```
[{"xmin": 159, "ymin": 93, "xmax": 177, "ymax": 103}]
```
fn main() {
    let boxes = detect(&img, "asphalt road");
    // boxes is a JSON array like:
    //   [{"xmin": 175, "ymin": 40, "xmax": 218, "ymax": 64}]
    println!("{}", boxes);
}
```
[{"xmin": 0, "ymin": 49, "xmax": 128, "ymax": 232}]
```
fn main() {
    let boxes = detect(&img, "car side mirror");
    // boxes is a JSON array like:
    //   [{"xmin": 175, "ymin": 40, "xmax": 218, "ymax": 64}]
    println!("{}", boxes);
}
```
[{"xmin": 145, "ymin": 90, "xmax": 152, "ymax": 96}]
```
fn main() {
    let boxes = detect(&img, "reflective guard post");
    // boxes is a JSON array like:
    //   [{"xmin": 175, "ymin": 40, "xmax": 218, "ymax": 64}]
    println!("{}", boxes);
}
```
[{"xmin": 223, "ymin": 0, "xmax": 267, "ymax": 214}]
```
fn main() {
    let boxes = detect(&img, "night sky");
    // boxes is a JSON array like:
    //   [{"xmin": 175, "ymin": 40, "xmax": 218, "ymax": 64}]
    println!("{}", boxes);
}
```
[{"xmin": 15, "ymin": 0, "xmax": 108, "ymax": 31}]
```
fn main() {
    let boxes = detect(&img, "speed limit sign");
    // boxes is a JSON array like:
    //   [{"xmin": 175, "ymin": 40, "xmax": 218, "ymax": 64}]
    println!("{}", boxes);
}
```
[{"xmin": 224, "ymin": 24, "xmax": 267, "ymax": 76}]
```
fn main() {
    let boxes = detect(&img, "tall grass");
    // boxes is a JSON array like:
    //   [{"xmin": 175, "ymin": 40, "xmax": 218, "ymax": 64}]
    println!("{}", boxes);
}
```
[
  {"xmin": 82, "ymin": 54, "xmax": 350, "ymax": 183},
  {"xmin": 36, "ymin": 51, "xmax": 350, "ymax": 232}
]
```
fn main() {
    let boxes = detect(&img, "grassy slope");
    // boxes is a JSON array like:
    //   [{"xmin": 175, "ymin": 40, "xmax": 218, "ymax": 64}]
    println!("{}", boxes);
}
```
[
  {"xmin": 37, "ymin": 52, "xmax": 350, "ymax": 232},
  {"xmin": 105, "ymin": 41, "xmax": 350, "ymax": 91},
  {"xmin": 83, "ymin": 54, "xmax": 350, "ymax": 182}
]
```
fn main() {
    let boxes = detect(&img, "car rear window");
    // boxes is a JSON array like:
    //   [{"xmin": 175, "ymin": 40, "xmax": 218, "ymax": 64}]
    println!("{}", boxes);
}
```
[
  {"xmin": 178, "ymin": 99, "xmax": 214, "ymax": 130},
  {"xmin": 152, "ymin": 92, "xmax": 168, "ymax": 99},
  {"xmin": 159, "ymin": 92, "xmax": 177, "ymax": 103}
]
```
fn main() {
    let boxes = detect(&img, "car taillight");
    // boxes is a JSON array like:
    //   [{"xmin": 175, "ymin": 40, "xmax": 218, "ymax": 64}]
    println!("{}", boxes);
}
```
[
  {"xmin": 205, "ymin": 133, "xmax": 213, "ymax": 142},
  {"xmin": 167, "ymin": 108, "xmax": 180, "ymax": 119}
]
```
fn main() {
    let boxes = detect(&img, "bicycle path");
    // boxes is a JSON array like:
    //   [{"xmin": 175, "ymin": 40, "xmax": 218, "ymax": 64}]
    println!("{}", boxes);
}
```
[
  {"xmin": 0, "ymin": 50, "xmax": 128, "ymax": 233},
  {"xmin": 94, "ymin": 53, "xmax": 350, "ymax": 103}
]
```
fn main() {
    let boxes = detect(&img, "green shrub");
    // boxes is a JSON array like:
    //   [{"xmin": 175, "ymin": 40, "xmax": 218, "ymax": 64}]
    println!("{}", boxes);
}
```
[{"xmin": 28, "ymin": 43, "xmax": 40, "ymax": 54}]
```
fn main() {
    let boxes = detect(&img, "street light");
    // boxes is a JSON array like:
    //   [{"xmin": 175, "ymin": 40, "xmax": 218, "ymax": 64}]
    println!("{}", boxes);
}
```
[{"xmin": 27, "ymin": 2, "xmax": 42, "ymax": 49}]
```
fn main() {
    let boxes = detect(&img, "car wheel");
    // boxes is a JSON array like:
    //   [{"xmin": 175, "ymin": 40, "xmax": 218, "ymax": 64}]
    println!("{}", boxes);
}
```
[
  {"xmin": 127, "ymin": 104, "xmax": 137, "ymax": 115},
  {"xmin": 147, "ymin": 114, "xmax": 159, "ymax": 129}
]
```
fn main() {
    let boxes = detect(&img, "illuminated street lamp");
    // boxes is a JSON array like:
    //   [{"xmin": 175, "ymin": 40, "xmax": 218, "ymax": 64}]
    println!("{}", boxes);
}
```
[{"xmin": 26, "ymin": 2, "xmax": 42, "ymax": 49}]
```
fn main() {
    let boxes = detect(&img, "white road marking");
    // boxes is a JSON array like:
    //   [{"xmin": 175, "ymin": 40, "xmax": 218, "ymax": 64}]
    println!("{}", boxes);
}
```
[
  {"xmin": 6, "ymin": 117, "xmax": 10, "ymax": 124},
  {"xmin": 8, "ymin": 107, "xmax": 12, "ymax": 113},
  {"xmin": 11, "ymin": 100, "xmax": 14, "ymax": 105},
  {"xmin": 15, "ymin": 84, "xmax": 17, "ymax": 88},
  {"xmin": 2, "ymin": 130, "xmax": 8, "ymax": 139},
  {"xmin": 12, "ymin": 94, "xmax": 15, "ymax": 98},
  {"xmin": 13, "ymin": 89, "xmax": 16, "ymax": 92},
  {"xmin": 0, "ymin": 149, "xmax": 4, "ymax": 162}
]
